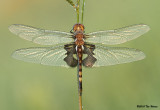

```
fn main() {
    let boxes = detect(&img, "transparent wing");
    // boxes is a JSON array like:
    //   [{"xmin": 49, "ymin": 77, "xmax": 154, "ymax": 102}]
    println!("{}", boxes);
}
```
[
  {"xmin": 12, "ymin": 45, "xmax": 69, "ymax": 67},
  {"xmin": 86, "ymin": 24, "xmax": 150, "ymax": 45},
  {"xmin": 93, "ymin": 45, "xmax": 145, "ymax": 67},
  {"xmin": 9, "ymin": 24, "xmax": 73, "ymax": 45}
]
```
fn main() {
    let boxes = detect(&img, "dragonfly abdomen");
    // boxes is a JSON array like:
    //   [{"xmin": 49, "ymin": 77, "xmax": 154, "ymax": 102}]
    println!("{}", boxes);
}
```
[
  {"xmin": 77, "ymin": 45, "xmax": 83, "ymax": 110},
  {"xmin": 77, "ymin": 45, "xmax": 83, "ymax": 96}
]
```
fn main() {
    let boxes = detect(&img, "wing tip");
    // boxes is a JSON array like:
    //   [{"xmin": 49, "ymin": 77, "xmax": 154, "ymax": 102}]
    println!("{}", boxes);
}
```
[
  {"xmin": 137, "ymin": 24, "xmax": 150, "ymax": 32},
  {"xmin": 134, "ymin": 49, "xmax": 146, "ymax": 60},
  {"xmin": 8, "ymin": 24, "xmax": 21, "ymax": 34},
  {"xmin": 8, "ymin": 24, "xmax": 15, "ymax": 33},
  {"xmin": 139, "ymin": 51, "xmax": 146, "ymax": 60},
  {"xmin": 11, "ymin": 50, "xmax": 21, "ymax": 59}
]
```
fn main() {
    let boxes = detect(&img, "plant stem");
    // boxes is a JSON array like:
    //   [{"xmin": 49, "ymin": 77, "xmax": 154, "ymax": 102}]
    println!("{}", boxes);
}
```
[
  {"xmin": 66, "ymin": 0, "xmax": 76, "ymax": 8},
  {"xmin": 66, "ymin": 0, "xmax": 84, "ymax": 23},
  {"xmin": 76, "ymin": 0, "xmax": 80, "ymax": 23},
  {"xmin": 81, "ymin": 0, "xmax": 85, "ymax": 24}
]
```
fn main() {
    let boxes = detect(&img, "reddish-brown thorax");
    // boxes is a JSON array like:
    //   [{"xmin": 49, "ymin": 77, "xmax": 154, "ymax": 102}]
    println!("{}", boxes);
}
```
[{"xmin": 73, "ymin": 24, "xmax": 85, "ymax": 46}]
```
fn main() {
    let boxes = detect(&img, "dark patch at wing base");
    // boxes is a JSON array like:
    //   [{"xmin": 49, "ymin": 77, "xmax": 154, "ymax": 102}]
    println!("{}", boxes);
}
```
[
  {"xmin": 64, "ymin": 54, "xmax": 78, "ymax": 67},
  {"xmin": 83, "ymin": 46, "xmax": 97, "ymax": 67},
  {"xmin": 64, "ymin": 44, "xmax": 78, "ymax": 67}
]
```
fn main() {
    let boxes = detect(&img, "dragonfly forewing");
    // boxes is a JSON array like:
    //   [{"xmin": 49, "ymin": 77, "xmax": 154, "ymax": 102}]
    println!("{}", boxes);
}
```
[
  {"xmin": 9, "ymin": 24, "xmax": 73, "ymax": 45},
  {"xmin": 92, "ymin": 45, "xmax": 145, "ymax": 67},
  {"xmin": 12, "ymin": 45, "xmax": 69, "ymax": 67},
  {"xmin": 86, "ymin": 24, "xmax": 150, "ymax": 45}
]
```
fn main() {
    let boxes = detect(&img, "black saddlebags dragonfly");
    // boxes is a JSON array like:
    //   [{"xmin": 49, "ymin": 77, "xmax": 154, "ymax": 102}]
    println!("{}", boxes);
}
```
[{"xmin": 9, "ymin": 23, "xmax": 150, "ymax": 110}]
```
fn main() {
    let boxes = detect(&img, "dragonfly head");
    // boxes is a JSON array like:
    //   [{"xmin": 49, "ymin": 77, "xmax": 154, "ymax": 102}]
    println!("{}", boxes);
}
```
[{"xmin": 72, "ymin": 24, "xmax": 85, "ymax": 32}]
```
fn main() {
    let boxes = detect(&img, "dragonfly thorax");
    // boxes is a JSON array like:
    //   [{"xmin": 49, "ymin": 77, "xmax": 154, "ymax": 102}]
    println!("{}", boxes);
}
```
[
  {"xmin": 75, "ymin": 32, "xmax": 85, "ymax": 46},
  {"xmin": 72, "ymin": 24, "xmax": 85, "ymax": 46},
  {"xmin": 75, "ymin": 39, "xmax": 84, "ymax": 45}
]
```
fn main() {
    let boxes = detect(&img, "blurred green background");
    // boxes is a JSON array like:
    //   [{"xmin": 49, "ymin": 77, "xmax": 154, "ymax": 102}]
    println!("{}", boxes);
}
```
[{"xmin": 0, "ymin": 0, "xmax": 159, "ymax": 110}]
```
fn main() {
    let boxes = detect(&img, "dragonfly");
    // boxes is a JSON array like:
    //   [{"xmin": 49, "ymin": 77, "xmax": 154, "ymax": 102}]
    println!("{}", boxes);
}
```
[{"xmin": 9, "ymin": 23, "xmax": 150, "ymax": 110}]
